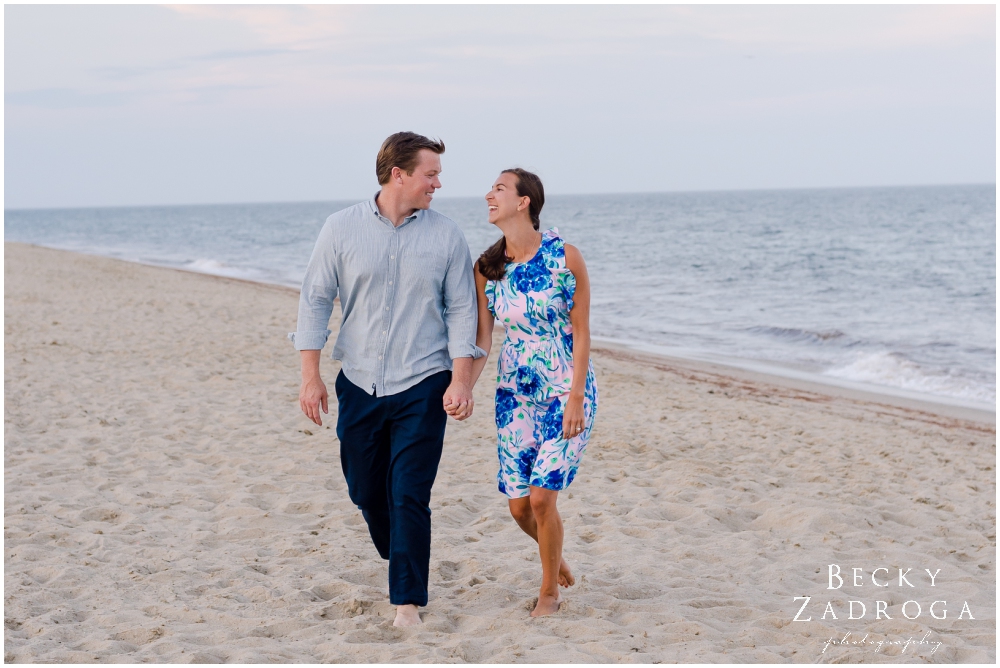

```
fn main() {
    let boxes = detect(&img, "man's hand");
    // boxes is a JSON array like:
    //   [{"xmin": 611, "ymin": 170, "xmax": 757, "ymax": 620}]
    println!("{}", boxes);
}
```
[
  {"xmin": 562, "ymin": 394, "xmax": 586, "ymax": 440},
  {"xmin": 443, "ymin": 381, "xmax": 474, "ymax": 421},
  {"xmin": 445, "ymin": 357, "xmax": 477, "ymax": 421},
  {"xmin": 300, "ymin": 377, "xmax": 329, "ymax": 426}
]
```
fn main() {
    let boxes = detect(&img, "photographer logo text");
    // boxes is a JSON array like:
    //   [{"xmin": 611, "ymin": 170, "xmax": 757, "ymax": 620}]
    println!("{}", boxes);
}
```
[{"xmin": 792, "ymin": 565, "xmax": 976, "ymax": 621}]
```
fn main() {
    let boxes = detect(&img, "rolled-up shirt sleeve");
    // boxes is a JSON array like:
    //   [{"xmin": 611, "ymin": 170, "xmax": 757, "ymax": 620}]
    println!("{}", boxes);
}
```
[
  {"xmin": 443, "ymin": 233, "xmax": 487, "ymax": 360},
  {"xmin": 288, "ymin": 219, "xmax": 338, "ymax": 351}
]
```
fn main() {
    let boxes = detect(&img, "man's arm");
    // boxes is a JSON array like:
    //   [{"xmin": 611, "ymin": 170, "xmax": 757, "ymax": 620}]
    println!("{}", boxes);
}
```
[
  {"xmin": 290, "ymin": 220, "xmax": 339, "ymax": 425},
  {"xmin": 299, "ymin": 350, "xmax": 328, "ymax": 426},
  {"xmin": 441, "ymin": 232, "xmax": 486, "ymax": 421}
]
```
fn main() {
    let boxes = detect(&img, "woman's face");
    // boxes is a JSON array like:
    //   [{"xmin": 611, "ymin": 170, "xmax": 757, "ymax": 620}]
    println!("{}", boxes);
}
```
[{"xmin": 485, "ymin": 172, "xmax": 526, "ymax": 225}]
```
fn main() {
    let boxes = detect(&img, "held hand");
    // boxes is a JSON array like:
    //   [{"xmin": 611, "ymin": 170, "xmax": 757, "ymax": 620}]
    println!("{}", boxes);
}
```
[
  {"xmin": 443, "ymin": 381, "xmax": 474, "ymax": 421},
  {"xmin": 562, "ymin": 395, "xmax": 586, "ymax": 440},
  {"xmin": 299, "ymin": 377, "xmax": 329, "ymax": 426}
]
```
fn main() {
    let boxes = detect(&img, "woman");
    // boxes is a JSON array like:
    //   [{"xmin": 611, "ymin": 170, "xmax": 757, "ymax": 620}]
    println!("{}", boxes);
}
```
[{"xmin": 469, "ymin": 168, "xmax": 598, "ymax": 617}]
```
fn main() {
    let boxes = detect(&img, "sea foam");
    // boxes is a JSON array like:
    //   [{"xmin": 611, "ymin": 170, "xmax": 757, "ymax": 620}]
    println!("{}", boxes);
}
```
[{"xmin": 824, "ymin": 351, "xmax": 994, "ymax": 405}]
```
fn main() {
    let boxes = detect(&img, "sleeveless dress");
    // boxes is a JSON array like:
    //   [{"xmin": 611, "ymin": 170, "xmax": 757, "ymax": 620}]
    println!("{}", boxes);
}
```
[{"xmin": 485, "ymin": 228, "xmax": 598, "ymax": 499}]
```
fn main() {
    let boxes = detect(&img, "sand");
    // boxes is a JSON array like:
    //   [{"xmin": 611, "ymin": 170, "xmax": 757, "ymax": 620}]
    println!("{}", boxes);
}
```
[{"xmin": 4, "ymin": 242, "xmax": 995, "ymax": 663}]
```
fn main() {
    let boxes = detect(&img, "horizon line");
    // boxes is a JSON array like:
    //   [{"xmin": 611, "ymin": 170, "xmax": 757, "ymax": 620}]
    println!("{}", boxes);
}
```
[{"xmin": 5, "ymin": 181, "xmax": 995, "ymax": 213}]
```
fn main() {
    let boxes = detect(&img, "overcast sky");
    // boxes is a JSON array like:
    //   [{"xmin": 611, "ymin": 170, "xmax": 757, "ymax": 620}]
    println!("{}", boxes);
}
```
[{"xmin": 4, "ymin": 4, "xmax": 996, "ymax": 209}]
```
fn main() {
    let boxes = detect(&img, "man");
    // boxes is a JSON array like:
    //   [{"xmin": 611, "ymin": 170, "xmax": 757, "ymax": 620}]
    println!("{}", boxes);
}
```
[{"xmin": 290, "ymin": 132, "xmax": 484, "ymax": 627}]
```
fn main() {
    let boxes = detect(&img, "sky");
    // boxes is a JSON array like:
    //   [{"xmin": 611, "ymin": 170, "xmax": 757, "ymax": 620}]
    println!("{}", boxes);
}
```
[{"xmin": 4, "ymin": 4, "xmax": 996, "ymax": 209}]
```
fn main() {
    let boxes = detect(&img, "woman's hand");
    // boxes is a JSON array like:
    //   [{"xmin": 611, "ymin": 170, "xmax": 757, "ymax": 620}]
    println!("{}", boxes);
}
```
[{"xmin": 562, "ymin": 394, "xmax": 586, "ymax": 440}]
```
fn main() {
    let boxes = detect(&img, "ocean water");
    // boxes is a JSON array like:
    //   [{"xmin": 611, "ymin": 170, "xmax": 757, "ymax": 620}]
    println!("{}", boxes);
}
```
[{"xmin": 5, "ymin": 185, "xmax": 995, "ymax": 409}]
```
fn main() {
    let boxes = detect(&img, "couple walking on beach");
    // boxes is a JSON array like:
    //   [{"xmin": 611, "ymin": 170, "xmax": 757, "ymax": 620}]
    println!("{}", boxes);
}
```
[{"xmin": 290, "ymin": 132, "xmax": 597, "ymax": 627}]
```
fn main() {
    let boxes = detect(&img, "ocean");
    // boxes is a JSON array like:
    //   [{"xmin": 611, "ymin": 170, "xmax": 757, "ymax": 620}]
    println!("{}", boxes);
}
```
[{"xmin": 5, "ymin": 184, "xmax": 995, "ymax": 410}]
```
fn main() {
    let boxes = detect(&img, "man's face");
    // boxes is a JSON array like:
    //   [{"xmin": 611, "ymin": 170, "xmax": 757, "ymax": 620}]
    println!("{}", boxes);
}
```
[{"xmin": 399, "ymin": 149, "xmax": 442, "ymax": 210}]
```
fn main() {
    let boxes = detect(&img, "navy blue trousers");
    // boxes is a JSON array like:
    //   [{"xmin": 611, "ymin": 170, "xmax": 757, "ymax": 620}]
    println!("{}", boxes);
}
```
[{"xmin": 334, "ymin": 369, "xmax": 449, "ymax": 607}]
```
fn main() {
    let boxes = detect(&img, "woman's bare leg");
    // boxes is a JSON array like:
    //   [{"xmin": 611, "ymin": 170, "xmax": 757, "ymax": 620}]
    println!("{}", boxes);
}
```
[
  {"xmin": 527, "ymin": 486, "xmax": 564, "ymax": 616},
  {"xmin": 508, "ymin": 496, "xmax": 574, "ymax": 587}
]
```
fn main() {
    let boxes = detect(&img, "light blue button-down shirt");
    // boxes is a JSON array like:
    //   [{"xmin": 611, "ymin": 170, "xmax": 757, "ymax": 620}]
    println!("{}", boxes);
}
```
[{"xmin": 290, "ymin": 195, "xmax": 485, "ymax": 396}]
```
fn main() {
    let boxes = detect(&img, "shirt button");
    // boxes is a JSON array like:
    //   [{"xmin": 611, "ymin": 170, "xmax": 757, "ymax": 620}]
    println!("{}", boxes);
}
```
[
  {"xmin": 378, "ymin": 355, "xmax": 383, "ymax": 360},
  {"xmin": 389, "ymin": 281, "xmax": 393, "ymax": 285},
  {"xmin": 385, "ymin": 307, "xmax": 389, "ymax": 311},
  {"xmin": 390, "ymin": 255, "xmax": 395, "ymax": 260}
]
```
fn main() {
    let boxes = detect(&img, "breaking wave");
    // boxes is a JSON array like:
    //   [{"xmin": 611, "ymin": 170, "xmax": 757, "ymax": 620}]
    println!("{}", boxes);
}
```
[
  {"xmin": 748, "ymin": 326, "xmax": 848, "ymax": 345},
  {"xmin": 824, "ymin": 351, "xmax": 994, "ymax": 405}
]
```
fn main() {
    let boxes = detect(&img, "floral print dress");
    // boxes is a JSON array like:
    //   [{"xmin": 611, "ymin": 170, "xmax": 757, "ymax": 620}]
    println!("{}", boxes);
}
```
[{"xmin": 486, "ymin": 228, "xmax": 598, "ymax": 499}]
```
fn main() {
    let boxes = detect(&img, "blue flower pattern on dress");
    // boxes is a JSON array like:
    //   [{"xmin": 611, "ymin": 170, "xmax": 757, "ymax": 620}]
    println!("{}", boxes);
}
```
[
  {"xmin": 562, "ymin": 331, "xmax": 574, "ymax": 354},
  {"xmin": 537, "ymin": 396, "xmax": 564, "ymax": 443},
  {"xmin": 488, "ymin": 229, "xmax": 598, "ymax": 498},
  {"xmin": 494, "ymin": 387, "xmax": 519, "ymax": 429},
  {"xmin": 509, "ymin": 252, "xmax": 553, "ymax": 293},
  {"xmin": 515, "ymin": 366, "xmax": 544, "ymax": 397},
  {"xmin": 542, "ymin": 469, "xmax": 565, "ymax": 489},
  {"xmin": 517, "ymin": 448, "xmax": 535, "ymax": 479}
]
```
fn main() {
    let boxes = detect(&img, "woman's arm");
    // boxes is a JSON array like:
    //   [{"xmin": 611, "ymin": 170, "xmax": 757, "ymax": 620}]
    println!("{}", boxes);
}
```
[
  {"xmin": 563, "ymin": 243, "xmax": 591, "ymax": 439},
  {"xmin": 469, "ymin": 266, "xmax": 495, "ymax": 388}
]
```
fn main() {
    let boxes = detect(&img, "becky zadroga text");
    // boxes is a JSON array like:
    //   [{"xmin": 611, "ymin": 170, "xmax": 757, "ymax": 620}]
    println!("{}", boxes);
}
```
[{"xmin": 792, "ymin": 565, "xmax": 976, "ymax": 622}]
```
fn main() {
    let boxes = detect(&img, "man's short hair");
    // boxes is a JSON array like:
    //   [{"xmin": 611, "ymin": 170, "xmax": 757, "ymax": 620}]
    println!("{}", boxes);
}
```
[{"xmin": 376, "ymin": 132, "xmax": 446, "ymax": 185}]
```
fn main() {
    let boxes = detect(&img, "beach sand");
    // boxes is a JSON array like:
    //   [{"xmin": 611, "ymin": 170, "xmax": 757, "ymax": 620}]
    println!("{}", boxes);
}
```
[{"xmin": 5, "ymin": 242, "xmax": 995, "ymax": 663}]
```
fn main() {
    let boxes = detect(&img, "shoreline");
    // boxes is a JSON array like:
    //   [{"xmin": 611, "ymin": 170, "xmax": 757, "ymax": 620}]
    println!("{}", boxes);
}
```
[
  {"xmin": 8, "ymin": 241, "xmax": 994, "ymax": 424},
  {"xmin": 592, "ymin": 340, "xmax": 995, "ymax": 427}
]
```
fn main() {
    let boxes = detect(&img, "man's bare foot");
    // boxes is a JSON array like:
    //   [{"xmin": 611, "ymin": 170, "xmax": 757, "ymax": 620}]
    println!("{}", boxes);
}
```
[
  {"xmin": 530, "ymin": 592, "xmax": 562, "ymax": 617},
  {"xmin": 558, "ymin": 558, "xmax": 575, "ymax": 587},
  {"xmin": 393, "ymin": 604, "xmax": 421, "ymax": 627}
]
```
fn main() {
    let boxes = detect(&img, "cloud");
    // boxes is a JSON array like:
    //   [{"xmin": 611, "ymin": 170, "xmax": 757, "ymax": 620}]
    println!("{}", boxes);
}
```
[
  {"xmin": 593, "ymin": 5, "xmax": 995, "ymax": 52},
  {"xmin": 93, "ymin": 46, "xmax": 302, "ymax": 82},
  {"xmin": 162, "ymin": 5, "xmax": 994, "ymax": 51},
  {"xmin": 165, "ymin": 5, "xmax": 351, "ymax": 47},
  {"xmin": 5, "ymin": 88, "xmax": 134, "ymax": 109},
  {"xmin": 881, "ymin": 5, "xmax": 996, "ymax": 47},
  {"xmin": 94, "ymin": 62, "xmax": 188, "ymax": 82},
  {"xmin": 193, "ymin": 47, "xmax": 303, "ymax": 61}
]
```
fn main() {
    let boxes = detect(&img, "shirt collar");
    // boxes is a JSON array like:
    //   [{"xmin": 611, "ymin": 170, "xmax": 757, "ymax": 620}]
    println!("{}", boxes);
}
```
[{"xmin": 370, "ymin": 191, "xmax": 422, "ymax": 229}]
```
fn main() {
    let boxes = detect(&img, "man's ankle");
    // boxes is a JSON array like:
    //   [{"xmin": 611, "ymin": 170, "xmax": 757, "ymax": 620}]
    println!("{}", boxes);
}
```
[{"xmin": 393, "ymin": 604, "xmax": 422, "ymax": 626}]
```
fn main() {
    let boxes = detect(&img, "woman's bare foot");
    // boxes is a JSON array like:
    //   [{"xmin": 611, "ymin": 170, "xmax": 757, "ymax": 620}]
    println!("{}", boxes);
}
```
[
  {"xmin": 530, "ymin": 592, "xmax": 563, "ymax": 617},
  {"xmin": 558, "ymin": 558, "xmax": 575, "ymax": 587},
  {"xmin": 393, "ymin": 604, "xmax": 421, "ymax": 627}
]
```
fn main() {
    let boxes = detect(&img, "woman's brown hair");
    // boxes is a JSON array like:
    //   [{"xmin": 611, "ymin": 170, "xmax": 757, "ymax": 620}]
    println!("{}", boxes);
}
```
[{"xmin": 477, "ymin": 168, "xmax": 545, "ymax": 281}]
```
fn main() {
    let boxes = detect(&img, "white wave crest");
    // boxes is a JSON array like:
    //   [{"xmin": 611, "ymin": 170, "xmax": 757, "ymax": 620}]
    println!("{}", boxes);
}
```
[
  {"xmin": 181, "ymin": 258, "xmax": 260, "ymax": 281},
  {"xmin": 824, "ymin": 352, "xmax": 995, "ymax": 404}
]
